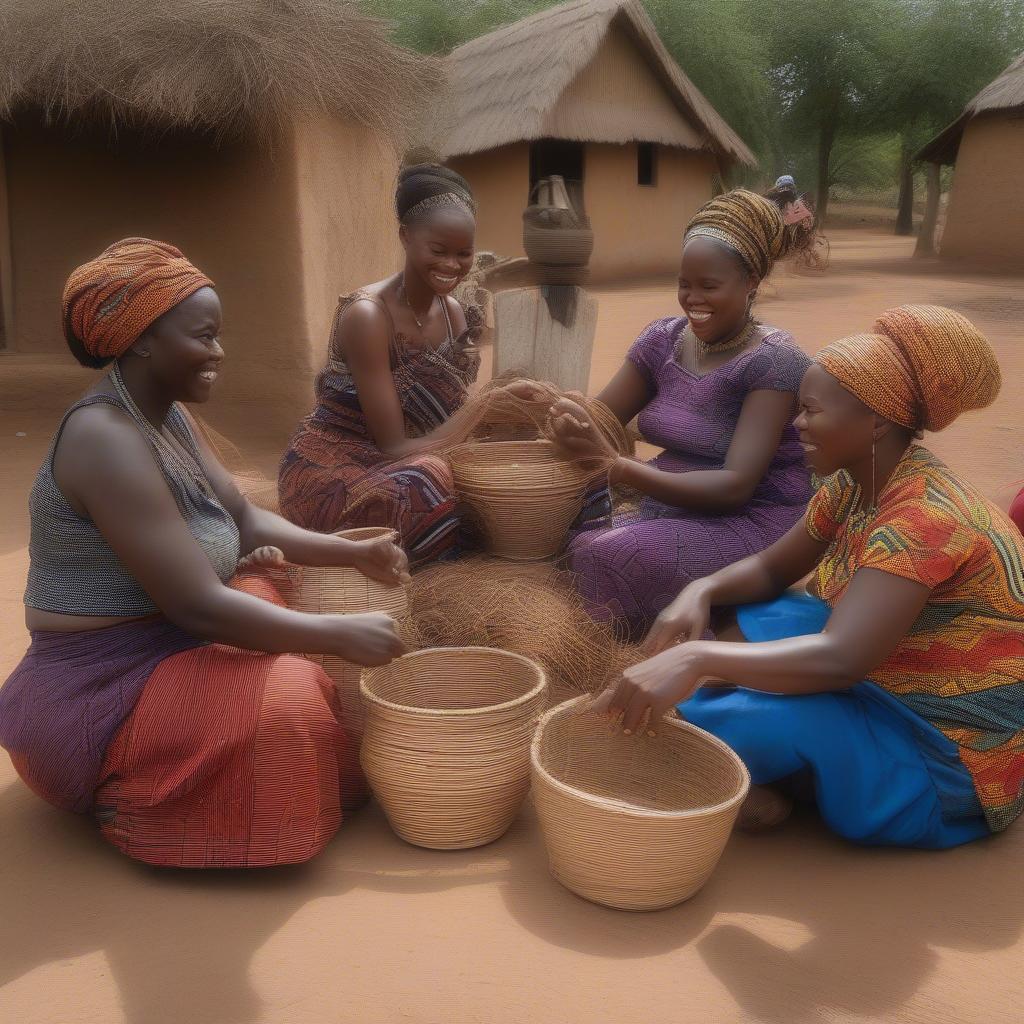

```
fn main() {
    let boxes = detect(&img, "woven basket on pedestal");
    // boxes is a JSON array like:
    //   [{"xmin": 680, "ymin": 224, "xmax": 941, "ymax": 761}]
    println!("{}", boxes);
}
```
[
  {"xmin": 450, "ymin": 440, "xmax": 593, "ymax": 561},
  {"xmin": 361, "ymin": 647, "xmax": 547, "ymax": 849},
  {"xmin": 531, "ymin": 696, "xmax": 749, "ymax": 911},
  {"xmin": 291, "ymin": 526, "xmax": 409, "ymax": 807}
]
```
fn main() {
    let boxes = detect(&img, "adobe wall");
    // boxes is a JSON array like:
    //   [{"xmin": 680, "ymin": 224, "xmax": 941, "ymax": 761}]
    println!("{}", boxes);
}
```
[
  {"xmin": 940, "ymin": 115, "xmax": 1024, "ymax": 267},
  {"xmin": 449, "ymin": 144, "xmax": 530, "ymax": 262}
]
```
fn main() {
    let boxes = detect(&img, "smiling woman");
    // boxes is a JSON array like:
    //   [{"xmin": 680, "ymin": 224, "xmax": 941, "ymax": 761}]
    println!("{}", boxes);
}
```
[
  {"xmin": 278, "ymin": 163, "xmax": 482, "ymax": 566},
  {"xmin": 0, "ymin": 238, "xmax": 410, "ymax": 868}
]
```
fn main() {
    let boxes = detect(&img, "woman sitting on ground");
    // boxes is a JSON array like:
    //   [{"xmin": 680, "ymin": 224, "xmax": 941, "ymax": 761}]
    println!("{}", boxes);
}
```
[
  {"xmin": 597, "ymin": 305, "xmax": 1024, "ymax": 848},
  {"xmin": 278, "ymin": 163, "xmax": 481, "ymax": 565},
  {"xmin": 541, "ymin": 189, "xmax": 814, "ymax": 636},
  {"xmin": 0, "ymin": 239, "xmax": 407, "ymax": 869}
]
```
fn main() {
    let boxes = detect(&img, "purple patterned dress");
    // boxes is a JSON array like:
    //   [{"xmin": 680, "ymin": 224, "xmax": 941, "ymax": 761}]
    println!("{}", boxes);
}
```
[{"xmin": 567, "ymin": 316, "xmax": 813, "ymax": 634}]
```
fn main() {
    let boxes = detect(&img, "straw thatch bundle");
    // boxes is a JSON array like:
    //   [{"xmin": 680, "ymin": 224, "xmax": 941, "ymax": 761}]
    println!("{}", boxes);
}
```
[
  {"xmin": 0, "ymin": 0, "xmax": 437, "ymax": 140},
  {"xmin": 918, "ymin": 52, "xmax": 1024, "ymax": 164}
]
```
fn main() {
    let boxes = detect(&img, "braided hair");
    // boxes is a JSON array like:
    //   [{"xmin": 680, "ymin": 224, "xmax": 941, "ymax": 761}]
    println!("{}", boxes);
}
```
[{"xmin": 395, "ymin": 163, "xmax": 476, "ymax": 226}]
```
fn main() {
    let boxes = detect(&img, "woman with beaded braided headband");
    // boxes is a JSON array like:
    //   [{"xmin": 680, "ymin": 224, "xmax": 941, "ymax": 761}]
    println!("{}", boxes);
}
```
[
  {"xmin": 516, "ymin": 188, "xmax": 816, "ymax": 637},
  {"xmin": 279, "ymin": 163, "xmax": 482, "ymax": 565},
  {"xmin": 597, "ymin": 305, "xmax": 1024, "ymax": 849}
]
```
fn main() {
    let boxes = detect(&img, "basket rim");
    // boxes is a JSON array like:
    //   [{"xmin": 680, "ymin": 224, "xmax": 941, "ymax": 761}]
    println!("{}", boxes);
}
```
[
  {"xmin": 333, "ymin": 526, "xmax": 398, "ymax": 542},
  {"xmin": 361, "ymin": 646, "xmax": 548, "ymax": 717},
  {"xmin": 531, "ymin": 695, "xmax": 751, "ymax": 819}
]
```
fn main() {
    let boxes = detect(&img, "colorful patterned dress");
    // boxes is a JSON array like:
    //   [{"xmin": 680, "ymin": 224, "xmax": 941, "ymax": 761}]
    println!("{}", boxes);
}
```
[
  {"xmin": 567, "ymin": 316, "xmax": 813, "ymax": 634},
  {"xmin": 278, "ymin": 291, "xmax": 479, "ymax": 564},
  {"xmin": 683, "ymin": 446, "xmax": 1024, "ymax": 847}
]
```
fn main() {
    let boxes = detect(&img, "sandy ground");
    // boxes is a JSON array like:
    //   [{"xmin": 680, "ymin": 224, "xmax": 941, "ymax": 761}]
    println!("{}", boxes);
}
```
[{"xmin": 1, "ymin": 228, "xmax": 1023, "ymax": 1024}]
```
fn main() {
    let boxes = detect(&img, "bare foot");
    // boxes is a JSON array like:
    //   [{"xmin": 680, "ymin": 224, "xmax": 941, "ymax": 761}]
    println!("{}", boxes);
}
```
[{"xmin": 737, "ymin": 785, "xmax": 793, "ymax": 832}]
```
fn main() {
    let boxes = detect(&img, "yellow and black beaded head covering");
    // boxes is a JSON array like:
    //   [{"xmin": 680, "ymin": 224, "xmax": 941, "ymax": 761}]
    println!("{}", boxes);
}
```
[
  {"xmin": 683, "ymin": 189, "xmax": 789, "ymax": 279},
  {"xmin": 816, "ymin": 305, "xmax": 1001, "ymax": 433}
]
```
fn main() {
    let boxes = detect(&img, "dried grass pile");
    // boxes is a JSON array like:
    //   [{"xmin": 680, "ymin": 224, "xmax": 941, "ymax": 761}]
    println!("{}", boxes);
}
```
[
  {"xmin": 404, "ymin": 557, "xmax": 641, "ymax": 699},
  {"xmin": 0, "ymin": 0, "xmax": 436, "ymax": 141}
]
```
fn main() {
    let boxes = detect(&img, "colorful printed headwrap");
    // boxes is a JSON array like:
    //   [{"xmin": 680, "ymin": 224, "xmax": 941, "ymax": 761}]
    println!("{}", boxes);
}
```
[
  {"xmin": 684, "ymin": 189, "xmax": 787, "ymax": 279},
  {"xmin": 816, "ymin": 305, "xmax": 1001, "ymax": 433},
  {"xmin": 62, "ymin": 238, "xmax": 214, "ymax": 361}
]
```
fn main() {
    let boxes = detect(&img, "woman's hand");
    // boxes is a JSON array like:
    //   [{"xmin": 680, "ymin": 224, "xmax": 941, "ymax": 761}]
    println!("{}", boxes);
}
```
[
  {"xmin": 545, "ymin": 398, "xmax": 615, "ymax": 464},
  {"xmin": 591, "ymin": 643, "xmax": 710, "ymax": 734},
  {"xmin": 499, "ymin": 378, "xmax": 548, "ymax": 402},
  {"xmin": 328, "ymin": 613, "xmax": 407, "ymax": 666},
  {"xmin": 643, "ymin": 583, "xmax": 713, "ymax": 656},
  {"xmin": 237, "ymin": 545, "xmax": 286, "ymax": 572},
  {"xmin": 348, "ymin": 533, "xmax": 411, "ymax": 586}
]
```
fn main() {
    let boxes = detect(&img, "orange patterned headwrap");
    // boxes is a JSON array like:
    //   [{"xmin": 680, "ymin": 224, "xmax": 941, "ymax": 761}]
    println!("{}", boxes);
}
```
[
  {"xmin": 62, "ymin": 238, "xmax": 214, "ymax": 361},
  {"xmin": 816, "ymin": 305, "xmax": 1001, "ymax": 433}
]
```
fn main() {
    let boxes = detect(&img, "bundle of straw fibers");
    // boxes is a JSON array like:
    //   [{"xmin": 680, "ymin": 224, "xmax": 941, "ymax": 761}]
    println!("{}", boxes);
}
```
[
  {"xmin": 405, "ymin": 558, "xmax": 640, "ymax": 701},
  {"xmin": 450, "ymin": 439, "xmax": 595, "ymax": 560},
  {"xmin": 361, "ymin": 647, "xmax": 547, "ymax": 849},
  {"xmin": 532, "ymin": 696, "xmax": 750, "ymax": 911},
  {"xmin": 289, "ymin": 527, "xmax": 409, "ymax": 807}
]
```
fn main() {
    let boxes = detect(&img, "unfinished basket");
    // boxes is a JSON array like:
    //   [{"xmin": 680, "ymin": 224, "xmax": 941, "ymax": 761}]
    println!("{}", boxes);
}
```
[
  {"xmin": 532, "ymin": 696, "xmax": 750, "ymax": 911},
  {"xmin": 291, "ymin": 526, "xmax": 409, "ymax": 806},
  {"xmin": 361, "ymin": 647, "xmax": 547, "ymax": 849},
  {"xmin": 450, "ymin": 440, "xmax": 593, "ymax": 561}
]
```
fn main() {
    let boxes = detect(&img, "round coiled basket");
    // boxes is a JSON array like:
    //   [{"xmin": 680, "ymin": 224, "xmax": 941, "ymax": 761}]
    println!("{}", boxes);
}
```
[
  {"xmin": 450, "ymin": 440, "xmax": 593, "ymax": 561},
  {"xmin": 291, "ymin": 526, "xmax": 409, "ymax": 806},
  {"xmin": 361, "ymin": 647, "xmax": 547, "ymax": 849},
  {"xmin": 531, "ymin": 696, "xmax": 750, "ymax": 911}
]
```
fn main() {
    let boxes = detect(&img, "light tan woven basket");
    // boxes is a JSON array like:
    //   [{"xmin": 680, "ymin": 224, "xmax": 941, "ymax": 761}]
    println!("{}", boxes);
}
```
[
  {"xmin": 532, "ymin": 696, "xmax": 750, "ymax": 911},
  {"xmin": 361, "ymin": 647, "xmax": 547, "ymax": 849},
  {"xmin": 450, "ymin": 440, "xmax": 593, "ymax": 561},
  {"xmin": 291, "ymin": 526, "xmax": 409, "ymax": 806}
]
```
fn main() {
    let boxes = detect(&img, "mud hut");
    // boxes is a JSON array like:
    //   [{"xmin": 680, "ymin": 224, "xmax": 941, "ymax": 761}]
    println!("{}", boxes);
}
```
[
  {"xmin": 918, "ymin": 53, "xmax": 1024, "ymax": 266},
  {"xmin": 0, "ymin": 1, "xmax": 434, "ymax": 442},
  {"xmin": 432, "ymin": 0, "xmax": 755, "ymax": 281}
]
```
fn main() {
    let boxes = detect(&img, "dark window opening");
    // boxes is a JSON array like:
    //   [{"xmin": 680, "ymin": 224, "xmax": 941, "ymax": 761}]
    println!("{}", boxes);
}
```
[
  {"xmin": 529, "ymin": 139, "xmax": 585, "ymax": 212},
  {"xmin": 637, "ymin": 142, "xmax": 657, "ymax": 187}
]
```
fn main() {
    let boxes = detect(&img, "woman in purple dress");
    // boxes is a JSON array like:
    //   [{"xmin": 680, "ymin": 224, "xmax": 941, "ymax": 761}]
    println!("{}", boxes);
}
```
[{"xmin": 546, "ymin": 189, "xmax": 813, "ymax": 636}]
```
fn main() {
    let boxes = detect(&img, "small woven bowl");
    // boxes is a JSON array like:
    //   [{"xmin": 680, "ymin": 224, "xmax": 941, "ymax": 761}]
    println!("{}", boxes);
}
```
[
  {"xmin": 532, "ymin": 696, "xmax": 750, "ymax": 911},
  {"xmin": 361, "ymin": 647, "xmax": 547, "ymax": 849},
  {"xmin": 290, "ymin": 526, "xmax": 408, "ymax": 807},
  {"xmin": 451, "ymin": 441, "xmax": 593, "ymax": 561}
]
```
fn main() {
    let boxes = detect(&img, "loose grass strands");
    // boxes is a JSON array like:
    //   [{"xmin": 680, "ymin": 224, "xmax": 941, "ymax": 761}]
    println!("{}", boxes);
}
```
[
  {"xmin": 405, "ymin": 558, "xmax": 641, "ymax": 700},
  {"xmin": 361, "ymin": 647, "xmax": 547, "ymax": 849},
  {"xmin": 289, "ymin": 526, "xmax": 410, "ymax": 807},
  {"xmin": 532, "ymin": 696, "xmax": 750, "ymax": 911}
]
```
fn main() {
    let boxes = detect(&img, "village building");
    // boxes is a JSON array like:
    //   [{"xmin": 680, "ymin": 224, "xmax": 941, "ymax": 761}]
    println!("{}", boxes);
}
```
[
  {"xmin": 918, "ymin": 52, "xmax": 1024, "ymax": 267},
  {"xmin": 0, "ymin": 3, "xmax": 432, "ymax": 440},
  {"xmin": 434, "ymin": 0, "xmax": 755, "ymax": 281}
]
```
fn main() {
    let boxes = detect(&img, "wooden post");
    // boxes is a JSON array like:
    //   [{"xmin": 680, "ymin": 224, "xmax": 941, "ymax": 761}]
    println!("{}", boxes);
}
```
[
  {"xmin": 914, "ymin": 162, "xmax": 942, "ymax": 258},
  {"xmin": 492, "ymin": 285, "xmax": 597, "ymax": 393}
]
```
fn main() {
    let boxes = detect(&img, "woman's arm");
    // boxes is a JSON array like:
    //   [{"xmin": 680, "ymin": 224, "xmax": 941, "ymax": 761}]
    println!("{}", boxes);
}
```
[
  {"xmin": 183, "ymin": 413, "xmax": 409, "ymax": 584},
  {"xmin": 643, "ymin": 518, "xmax": 828, "ymax": 653},
  {"xmin": 595, "ymin": 361, "xmax": 651, "ymax": 424},
  {"xmin": 55, "ymin": 407, "xmax": 405, "ymax": 663},
  {"xmin": 612, "ymin": 389, "xmax": 797, "ymax": 511},
  {"xmin": 597, "ymin": 568, "xmax": 931, "ymax": 732}
]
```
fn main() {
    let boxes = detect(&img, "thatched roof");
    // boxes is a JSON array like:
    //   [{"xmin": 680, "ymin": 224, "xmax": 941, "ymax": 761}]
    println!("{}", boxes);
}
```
[
  {"xmin": 917, "ymin": 52, "xmax": 1024, "ymax": 164},
  {"xmin": 434, "ymin": 0, "xmax": 755, "ymax": 167},
  {"xmin": 0, "ymin": 0, "xmax": 437, "ymax": 141}
]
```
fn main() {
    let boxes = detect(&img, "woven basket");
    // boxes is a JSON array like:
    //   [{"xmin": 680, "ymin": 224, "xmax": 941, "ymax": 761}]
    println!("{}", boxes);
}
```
[
  {"xmin": 532, "ymin": 696, "xmax": 750, "ymax": 911},
  {"xmin": 361, "ymin": 647, "xmax": 547, "ymax": 849},
  {"xmin": 450, "ymin": 440, "xmax": 593, "ymax": 561},
  {"xmin": 291, "ymin": 526, "xmax": 409, "ymax": 806},
  {"xmin": 523, "ymin": 223, "xmax": 594, "ymax": 267}
]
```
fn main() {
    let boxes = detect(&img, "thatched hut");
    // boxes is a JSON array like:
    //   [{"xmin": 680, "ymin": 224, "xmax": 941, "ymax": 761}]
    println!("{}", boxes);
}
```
[
  {"xmin": 0, "ymin": 1, "xmax": 434, "ymax": 442},
  {"xmin": 917, "ymin": 53, "xmax": 1024, "ymax": 266},
  {"xmin": 432, "ymin": 0, "xmax": 755, "ymax": 281}
]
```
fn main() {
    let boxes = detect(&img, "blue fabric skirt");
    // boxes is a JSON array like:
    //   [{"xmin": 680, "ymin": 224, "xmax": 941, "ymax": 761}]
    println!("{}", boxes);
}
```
[{"xmin": 678, "ymin": 593, "xmax": 990, "ymax": 849}]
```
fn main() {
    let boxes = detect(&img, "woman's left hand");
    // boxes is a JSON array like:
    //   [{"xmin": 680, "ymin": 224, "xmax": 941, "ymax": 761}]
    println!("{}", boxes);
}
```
[
  {"xmin": 590, "ymin": 644, "xmax": 708, "ymax": 734},
  {"xmin": 545, "ymin": 398, "xmax": 615, "ymax": 464},
  {"xmin": 348, "ymin": 533, "xmax": 411, "ymax": 586}
]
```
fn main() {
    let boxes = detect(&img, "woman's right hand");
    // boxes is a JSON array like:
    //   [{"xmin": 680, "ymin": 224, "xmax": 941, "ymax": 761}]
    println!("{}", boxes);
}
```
[
  {"xmin": 328, "ymin": 613, "xmax": 407, "ymax": 666},
  {"xmin": 643, "ymin": 584, "xmax": 712, "ymax": 656}
]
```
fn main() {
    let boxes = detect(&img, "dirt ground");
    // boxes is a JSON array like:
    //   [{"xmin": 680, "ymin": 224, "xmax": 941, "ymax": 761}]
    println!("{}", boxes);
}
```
[{"xmin": 0, "ymin": 228, "xmax": 1022, "ymax": 1024}]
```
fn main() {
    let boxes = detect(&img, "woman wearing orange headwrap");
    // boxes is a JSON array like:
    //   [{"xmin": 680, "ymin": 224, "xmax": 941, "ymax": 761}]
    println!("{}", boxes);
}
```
[
  {"xmin": 592, "ymin": 305, "xmax": 1024, "ymax": 849},
  {"xmin": 0, "ymin": 239, "xmax": 408, "ymax": 868}
]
